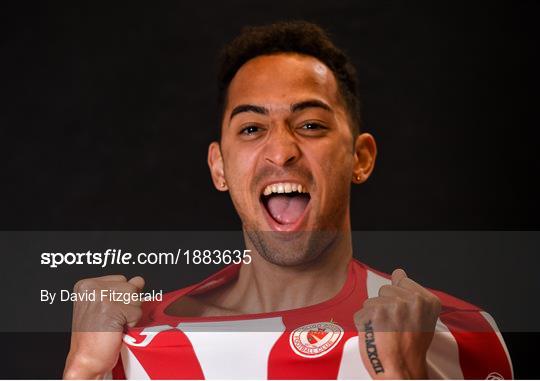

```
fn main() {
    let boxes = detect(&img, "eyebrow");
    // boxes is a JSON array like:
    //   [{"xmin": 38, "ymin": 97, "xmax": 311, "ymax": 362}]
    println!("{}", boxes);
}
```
[
  {"xmin": 228, "ymin": 99, "xmax": 333, "ymax": 122},
  {"xmin": 229, "ymin": 104, "xmax": 269, "ymax": 120},
  {"xmin": 290, "ymin": 99, "xmax": 332, "ymax": 113}
]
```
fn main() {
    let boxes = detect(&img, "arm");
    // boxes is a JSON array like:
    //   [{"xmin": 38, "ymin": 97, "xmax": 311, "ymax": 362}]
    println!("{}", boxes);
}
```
[{"xmin": 63, "ymin": 275, "xmax": 144, "ymax": 379}]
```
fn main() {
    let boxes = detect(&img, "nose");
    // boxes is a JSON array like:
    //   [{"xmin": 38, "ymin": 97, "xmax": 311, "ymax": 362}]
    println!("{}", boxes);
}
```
[{"xmin": 263, "ymin": 125, "xmax": 300, "ymax": 167}]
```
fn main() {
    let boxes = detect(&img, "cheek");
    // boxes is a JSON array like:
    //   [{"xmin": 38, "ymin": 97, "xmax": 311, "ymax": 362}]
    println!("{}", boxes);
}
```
[
  {"xmin": 223, "ymin": 155, "xmax": 253, "ymax": 222},
  {"xmin": 314, "ymin": 138, "xmax": 354, "ymax": 179},
  {"xmin": 223, "ymin": 147, "xmax": 258, "ymax": 205},
  {"xmin": 223, "ymin": 144, "xmax": 251, "ymax": 180},
  {"xmin": 309, "ymin": 138, "xmax": 354, "ymax": 206}
]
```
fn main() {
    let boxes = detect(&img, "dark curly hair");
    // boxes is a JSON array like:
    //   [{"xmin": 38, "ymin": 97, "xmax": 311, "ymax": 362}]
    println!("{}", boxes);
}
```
[{"xmin": 218, "ymin": 20, "xmax": 361, "ymax": 136}]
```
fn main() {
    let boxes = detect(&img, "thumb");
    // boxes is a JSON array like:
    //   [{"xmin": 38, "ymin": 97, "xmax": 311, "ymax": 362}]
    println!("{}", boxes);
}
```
[
  {"xmin": 128, "ymin": 276, "xmax": 145, "ymax": 291},
  {"xmin": 391, "ymin": 268, "xmax": 407, "ymax": 286}
]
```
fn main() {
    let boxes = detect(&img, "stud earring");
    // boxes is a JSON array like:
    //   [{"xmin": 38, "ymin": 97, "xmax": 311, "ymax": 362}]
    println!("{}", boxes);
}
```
[{"xmin": 221, "ymin": 181, "xmax": 227, "ymax": 188}]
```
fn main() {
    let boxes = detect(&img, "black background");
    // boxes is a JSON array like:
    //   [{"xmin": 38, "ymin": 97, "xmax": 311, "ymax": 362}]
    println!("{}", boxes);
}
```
[{"xmin": 1, "ymin": 0, "xmax": 539, "ymax": 378}]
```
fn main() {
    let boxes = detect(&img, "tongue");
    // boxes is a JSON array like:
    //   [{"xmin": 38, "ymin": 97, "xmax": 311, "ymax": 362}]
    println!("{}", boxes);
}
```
[{"xmin": 266, "ymin": 194, "xmax": 309, "ymax": 225}]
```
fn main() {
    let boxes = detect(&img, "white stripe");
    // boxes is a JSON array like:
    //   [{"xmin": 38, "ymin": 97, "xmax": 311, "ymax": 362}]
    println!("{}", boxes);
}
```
[
  {"xmin": 426, "ymin": 319, "xmax": 464, "ymax": 379},
  {"xmin": 366, "ymin": 269, "xmax": 390, "ymax": 298},
  {"xmin": 123, "ymin": 325, "xmax": 173, "ymax": 347},
  {"xmin": 480, "ymin": 311, "xmax": 514, "ymax": 379},
  {"xmin": 178, "ymin": 317, "xmax": 285, "ymax": 379},
  {"xmin": 337, "ymin": 336, "xmax": 372, "ymax": 379},
  {"xmin": 120, "ymin": 345, "xmax": 151, "ymax": 379}
]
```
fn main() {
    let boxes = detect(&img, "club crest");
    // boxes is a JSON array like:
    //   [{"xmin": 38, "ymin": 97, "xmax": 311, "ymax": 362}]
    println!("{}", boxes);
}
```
[{"xmin": 289, "ymin": 321, "xmax": 344, "ymax": 358}]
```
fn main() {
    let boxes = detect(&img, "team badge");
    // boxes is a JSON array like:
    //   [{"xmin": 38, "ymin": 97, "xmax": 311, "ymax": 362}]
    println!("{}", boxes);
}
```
[{"xmin": 289, "ymin": 321, "xmax": 344, "ymax": 358}]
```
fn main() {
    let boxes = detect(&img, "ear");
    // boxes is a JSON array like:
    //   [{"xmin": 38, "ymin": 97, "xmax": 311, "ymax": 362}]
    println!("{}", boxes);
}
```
[
  {"xmin": 208, "ymin": 141, "xmax": 228, "ymax": 191},
  {"xmin": 352, "ymin": 133, "xmax": 377, "ymax": 184}
]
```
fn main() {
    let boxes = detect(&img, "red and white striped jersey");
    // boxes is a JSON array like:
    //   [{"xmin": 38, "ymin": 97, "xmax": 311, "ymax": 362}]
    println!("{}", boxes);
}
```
[{"xmin": 112, "ymin": 260, "xmax": 513, "ymax": 379}]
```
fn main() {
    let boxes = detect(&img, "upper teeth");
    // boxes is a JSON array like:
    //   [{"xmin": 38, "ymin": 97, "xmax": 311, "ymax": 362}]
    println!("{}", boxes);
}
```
[{"xmin": 263, "ymin": 182, "xmax": 308, "ymax": 196}]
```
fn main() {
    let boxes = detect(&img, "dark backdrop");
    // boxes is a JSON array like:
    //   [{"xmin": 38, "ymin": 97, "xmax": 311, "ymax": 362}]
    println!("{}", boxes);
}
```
[{"xmin": 1, "ymin": 0, "xmax": 539, "ymax": 378}]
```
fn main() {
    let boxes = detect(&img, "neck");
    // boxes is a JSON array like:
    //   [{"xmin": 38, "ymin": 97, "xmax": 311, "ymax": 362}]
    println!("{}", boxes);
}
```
[{"xmin": 229, "ymin": 229, "xmax": 353, "ymax": 314}]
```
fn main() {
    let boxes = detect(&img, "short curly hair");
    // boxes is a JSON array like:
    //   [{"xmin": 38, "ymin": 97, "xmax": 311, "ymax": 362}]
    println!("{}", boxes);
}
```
[{"xmin": 218, "ymin": 20, "xmax": 361, "ymax": 136}]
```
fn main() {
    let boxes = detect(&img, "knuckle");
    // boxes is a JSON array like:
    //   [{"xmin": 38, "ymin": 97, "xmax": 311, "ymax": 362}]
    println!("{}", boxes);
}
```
[
  {"xmin": 74, "ymin": 278, "xmax": 94, "ymax": 292},
  {"xmin": 97, "ymin": 299, "xmax": 116, "ymax": 314},
  {"xmin": 395, "ymin": 275, "xmax": 408, "ymax": 287},
  {"xmin": 398, "ymin": 298, "xmax": 409, "ymax": 308},
  {"xmin": 411, "ymin": 292, "xmax": 425, "ymax": 305},
  {"xmin": 394, "ymin": 299, "xmax": 407, "ymax": 315},
  {"xmin": 124, "ymin": 283, "xmax": 138, "ymax": 293},
  {"xmin": 372, "ymin": 305, "xmax": 386, "ymax": 320},
  {"xmin": 73, "ymin": 279, "xmax": 84, "ymax": 292},
  {"xmin": 378, "ymin": 284, "xmax": 392, "ymax": 296},
  {"xmin": 410, "ymin": 293, "xmax": 430, "ymax": 315}
]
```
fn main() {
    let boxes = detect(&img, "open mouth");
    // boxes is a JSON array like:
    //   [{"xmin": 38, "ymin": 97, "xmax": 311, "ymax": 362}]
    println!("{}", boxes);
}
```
[{"xmin": 260, "ymin": 182, "xmax": 311, "ymax": 229}]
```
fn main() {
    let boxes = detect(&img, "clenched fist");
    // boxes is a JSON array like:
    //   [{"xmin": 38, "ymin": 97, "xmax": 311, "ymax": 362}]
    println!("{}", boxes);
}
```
[
  {"xmin": 355, "ymin": 269, "xmax": 441, "ymax": 379},
  {"xmin": 63, "ymin": 275, "xmax": 145, "ymax": 380}
]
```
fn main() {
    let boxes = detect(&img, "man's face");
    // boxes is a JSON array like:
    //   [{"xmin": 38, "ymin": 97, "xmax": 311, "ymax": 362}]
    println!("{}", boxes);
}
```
[{"xmin": 211, "ymin": 53, "xmax": 368, "ymax": 265}]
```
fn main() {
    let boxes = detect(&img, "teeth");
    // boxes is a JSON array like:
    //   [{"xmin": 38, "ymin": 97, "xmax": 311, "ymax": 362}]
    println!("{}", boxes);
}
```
[{"xmin": 262, "ymin": 182, "xmax": 308, "ymax": 196}]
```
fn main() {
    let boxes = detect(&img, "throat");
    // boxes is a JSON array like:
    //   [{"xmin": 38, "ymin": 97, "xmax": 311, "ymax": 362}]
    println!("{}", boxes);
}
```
[{"xmin": 230, "ymin": 257, "xmax": 351, "ymax": 314}]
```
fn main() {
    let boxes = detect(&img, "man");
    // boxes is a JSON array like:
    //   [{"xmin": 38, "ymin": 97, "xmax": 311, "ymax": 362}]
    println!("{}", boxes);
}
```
[{"xmin": 63, "ymin": 21, "xmax": 513, "ymax": 379}]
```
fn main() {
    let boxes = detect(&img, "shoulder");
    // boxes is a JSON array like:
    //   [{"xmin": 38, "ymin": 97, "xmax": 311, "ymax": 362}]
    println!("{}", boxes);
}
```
[
  {"xmin": 352, "ymin": 259, "xmax": 484, "ymax": 311},
  {"xmin": 352, "ymin": 260, "xmax": 514, "ymax": 379}
]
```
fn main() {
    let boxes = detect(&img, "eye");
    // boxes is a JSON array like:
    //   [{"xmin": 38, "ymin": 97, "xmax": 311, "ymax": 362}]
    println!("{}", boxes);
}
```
[
  {"xmin": 297, "ymin": 122, "xmax": 328, "ymax": 136},
  {"xmin": 240, "ymin": 125, "xmax": 261, "ymax": 135},
  {"xmin": 301, "ymin": 123, "xmax": 324, "ymax": 130}
]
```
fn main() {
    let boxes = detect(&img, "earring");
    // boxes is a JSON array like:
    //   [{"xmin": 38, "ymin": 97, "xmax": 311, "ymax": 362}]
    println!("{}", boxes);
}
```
[
  {"xmin": 221, "ymin": 181, "xmax": 227, "ymax": 188},
  {"xmin": 354, "ymin": 175, "xmax": 361, "ymax": 182}
]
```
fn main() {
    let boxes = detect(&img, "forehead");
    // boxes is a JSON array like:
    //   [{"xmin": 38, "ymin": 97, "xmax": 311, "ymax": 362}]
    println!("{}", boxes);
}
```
[{"xmin": 226, "ymin": 53, "xmax": 341, "ymax": 111}]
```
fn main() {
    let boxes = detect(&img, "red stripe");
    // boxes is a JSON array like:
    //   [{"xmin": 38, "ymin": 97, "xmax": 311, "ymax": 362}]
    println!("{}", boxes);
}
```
[
  {"xmin": 112, "ymin": 357, "xmax": 126, "ymax": 379},
  {"xmin": 127, "ymin": 329, "xmax": 205, "ymax": 379},
  {"xmin": 440, "ymin": 311, "xmax": 512, "ymax": 379}
]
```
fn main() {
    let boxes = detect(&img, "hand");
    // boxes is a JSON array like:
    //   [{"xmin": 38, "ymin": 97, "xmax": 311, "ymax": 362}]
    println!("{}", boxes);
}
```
[
  {"xmin": 63, "ymin": 275, "xmax": 145, "ymax": 379},
  {"xmin": 354, "ymin": 269, "xmax": 441, "ymax": 379}
]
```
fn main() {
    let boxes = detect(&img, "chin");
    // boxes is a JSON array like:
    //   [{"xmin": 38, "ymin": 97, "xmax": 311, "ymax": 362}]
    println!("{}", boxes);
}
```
[{"xmin": 245, "ymin": 229, "xmax": 340, "ymax": 267}]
